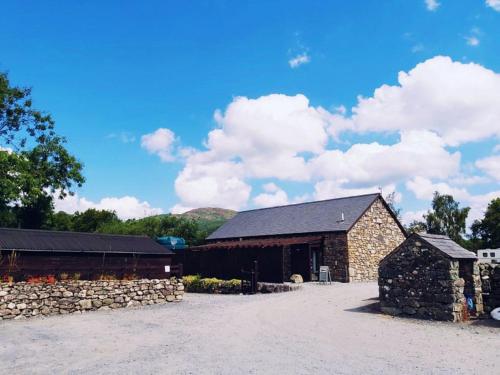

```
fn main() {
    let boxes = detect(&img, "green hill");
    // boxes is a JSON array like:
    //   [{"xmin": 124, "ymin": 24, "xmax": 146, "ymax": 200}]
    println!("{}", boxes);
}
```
[{"xmin": 177, "ymin": 207, "xmax": 237, "ymax": 236}]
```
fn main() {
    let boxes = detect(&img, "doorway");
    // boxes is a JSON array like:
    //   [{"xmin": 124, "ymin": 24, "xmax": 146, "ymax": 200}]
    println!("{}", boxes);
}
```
[{"xmin": 290, "ymin": 244, "xmax": 311, "ymax": 282}]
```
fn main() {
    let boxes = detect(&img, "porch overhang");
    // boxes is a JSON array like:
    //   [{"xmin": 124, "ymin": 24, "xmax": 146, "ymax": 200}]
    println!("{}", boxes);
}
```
[{"xmin": 191, "ymin": 236, "xmax": 323, "ymax": 251}]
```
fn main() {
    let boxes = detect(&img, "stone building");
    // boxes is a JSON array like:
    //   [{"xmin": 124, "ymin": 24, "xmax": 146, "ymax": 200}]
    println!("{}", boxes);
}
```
[
  {"xmin": 181, "ymin": 193, "xmax": 406, "ymax": 283},
  {"xmin": 379, "ymin": 233, "xmax": 483, "ymax": 322}
]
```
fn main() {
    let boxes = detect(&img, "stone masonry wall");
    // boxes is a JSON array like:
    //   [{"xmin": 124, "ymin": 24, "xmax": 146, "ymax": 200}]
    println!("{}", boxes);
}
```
[
  {"xmin": 379, "ymin": 237, "xmax": 482, "ymax": 322},
  {"xmin": 348, "ymin": 198, "xmax": 406, "ymax": 281},
  {"xmin": 479, "ymin": 263, "xmax": 500, "ymax": 313},
  {"xmin": 323, "ymin": 233, "xmax": 349, "ymax": 282},
  {"xmin": 0, "ymin": 278, "xmax": 183, "ymax": 321}
]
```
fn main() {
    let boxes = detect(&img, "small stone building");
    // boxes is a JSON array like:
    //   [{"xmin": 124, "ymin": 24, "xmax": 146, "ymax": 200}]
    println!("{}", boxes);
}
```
[
  {"xmin": 183, "ymin": 193, "xmax": 406, "ymax": 283},
  {"xmin": 379, "ymin": 233, "xmax": 483, "ymax": 322}
]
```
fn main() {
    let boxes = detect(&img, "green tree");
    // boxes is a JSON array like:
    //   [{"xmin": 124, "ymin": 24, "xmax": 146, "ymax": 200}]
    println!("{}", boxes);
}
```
[
  {"xmin": 406, "ymin": 220, "xmax": 427, "ymax": 234},
  {"xmin": 48, "ymin": 211, "xmax": 74, "ymax": 231},
  {"xmin": 425, "ymin": 192, "xmax": 470, "ymax": 243},
  {"xmin": 385, "ymin": 192, "xmax": 402, "ymax": 220},
  {"xmin": 0, "ymin": 72, "xmax": 85, "ymax": 228},
  {"xmin": 470, "ymin": 198, "xmax": 500, "ymax": 249},
  {"xmin": 72, "ymin": 209, "xmax": 119, "ymax": 232}
]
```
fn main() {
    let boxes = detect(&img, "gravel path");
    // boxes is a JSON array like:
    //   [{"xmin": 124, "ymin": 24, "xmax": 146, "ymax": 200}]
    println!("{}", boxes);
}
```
[{"xmin": 0, "ymin": 282, "xmax": 498, "ymax": 374}]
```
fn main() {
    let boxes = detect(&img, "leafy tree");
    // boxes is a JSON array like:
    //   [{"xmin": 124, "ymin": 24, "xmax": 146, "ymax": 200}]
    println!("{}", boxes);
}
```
[
  {"xmin": 385, "ymin": 192, "xmax": 402, "ymax": 220},
  {"xmin": 0, "ymin": 72, "xmax": 85, "ymax": 228},
  {"xmin": 97, "ymin": 215, "xmax": 205, "ymax": 246},
  {"xmin": 0, "ymin": 72, "xmax": 56, "ymax": 149},
  {"xmin": 425, "ymin": 192, "xmax": 470, "ymax": 243},
  {"xmin": 48, "ymin": 211, "xmax": 74, "ymax": 231},
  {"xmin": 406, "ymin": 220, "xmax": 427, "ymax": 234},
  {"xmin": 470, "ymin": 198, "xmax": 500, "ymax": 249},
  {"xmin": 72, "ymin": 209, "xmax": 119, "ymax": 232}
]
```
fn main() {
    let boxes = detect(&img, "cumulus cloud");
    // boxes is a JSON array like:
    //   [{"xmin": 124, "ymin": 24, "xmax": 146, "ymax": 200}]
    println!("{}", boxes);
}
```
[
  {"xmin": 476, "ymin": 155, "xmax": 500, "ymax": 181},
  {"xmin": 310, "ymin": 130, "xmax": 460, "ymax": 186},
  {"xmin": 288, "ymin": 53, "xmax": 310, "ymax": 68},
  {"xmin": 253, "ymin": 183, "xmax": 289, "ymax": 208},
  {"xmin": 332, "ymin": 56, "xmax": 500, "ymax": 146},
  {"xmin": 401, "ymin": 210, "xmax": 427, "ymax": 225},
  {"xmin": 405, "ymin": 176, "xmax": 500, "ymax": 225},
  {"xmin": 168, "ymin": 56, "xmax": 500, "ymax": 225},
  {"xmin": 486, "ymin": 0, "xmax": 500, "ymax": 11},
  {"xmin": 141, "ymin": 128, "xmax": 177, "ymax": 162},
  {"xmin": 54, "ymin": 193, "xmax": 163, "ymax": 220},
  {"xmin": 425, "ymin": 0, "xmax": 440, "ymax": 11}
]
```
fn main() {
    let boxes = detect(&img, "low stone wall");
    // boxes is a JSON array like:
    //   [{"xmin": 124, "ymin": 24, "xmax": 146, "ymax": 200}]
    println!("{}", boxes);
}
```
[
  {"xmin": 0, "ymin": 278, "xmax": 184, "ymax": 321},
  {"xmin": 479, "ymin": 263, "xmax": 500, "ymax": 312}
]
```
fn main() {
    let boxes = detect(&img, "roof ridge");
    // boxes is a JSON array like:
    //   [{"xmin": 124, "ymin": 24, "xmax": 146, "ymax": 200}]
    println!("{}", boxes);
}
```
[
  {"xmin": 0, "ymin": 227, "xmax": 150, "ymax": 239},
  {"xmin": 237, "ymin": 192, "xmax": 381, "ymax": 214}
]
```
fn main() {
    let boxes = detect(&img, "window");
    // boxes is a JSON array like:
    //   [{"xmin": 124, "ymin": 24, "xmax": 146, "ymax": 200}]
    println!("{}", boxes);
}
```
[
  {"xmin": 483, "ymin": 252, "xmax": 488, "ymax": 257},
  {"xmin": 491, "ymin": 252, "xmax": 496, "ymax": 258}
]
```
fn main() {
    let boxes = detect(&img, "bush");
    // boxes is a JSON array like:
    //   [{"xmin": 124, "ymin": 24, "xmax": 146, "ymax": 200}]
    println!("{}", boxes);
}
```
[{"xmin": 182, "ymin": 275, "xmax": 241, "ymax": 294}]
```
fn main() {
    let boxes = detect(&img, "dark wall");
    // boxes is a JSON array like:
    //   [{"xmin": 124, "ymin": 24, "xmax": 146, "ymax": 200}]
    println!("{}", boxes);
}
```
[
  {"xmin": 0, "ymin": 250, "xmax": 173, "ymax": 281},
  {"xmin": 323, "ymin": 233, "xmax": 349, "ymax": 282},
  {"xmin": 180, "ymin": 246, "xmax": 285, "ymax": 283}
]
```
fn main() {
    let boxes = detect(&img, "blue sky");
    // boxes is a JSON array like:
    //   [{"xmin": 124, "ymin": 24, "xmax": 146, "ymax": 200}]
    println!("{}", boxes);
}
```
[{"xmin": 1, "ymin": 0, "xmax": 499, "ymax": 223}]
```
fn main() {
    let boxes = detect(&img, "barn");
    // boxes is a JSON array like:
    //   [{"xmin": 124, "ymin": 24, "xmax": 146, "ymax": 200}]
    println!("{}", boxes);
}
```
[
  {"xmin": 0, "ymin": 228, "xmax": 174, "ymax": 281},
  {"xmin": 183, "ymin": 193, "xmax": 406, "ymax": 283},
  {"xmin": 379, "ymin": 233, "xmax": 483, "ymax": 321}
]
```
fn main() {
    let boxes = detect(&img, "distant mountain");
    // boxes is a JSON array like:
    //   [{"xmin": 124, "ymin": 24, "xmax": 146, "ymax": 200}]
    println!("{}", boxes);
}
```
[
  {"xmin": 177, "ymin": 207, "xmax": 237, "ymax": 221},
  {"xmin": 176, "ymin": 207, "xmax": 237, "ymax": 237}
]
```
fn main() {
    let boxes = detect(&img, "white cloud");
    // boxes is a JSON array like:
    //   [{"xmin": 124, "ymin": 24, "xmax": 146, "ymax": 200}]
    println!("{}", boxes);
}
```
[
  {"xmin": 253, "ymin": 184, "xmax": 289, "ymax": 208},
  {"xmin": 141, "ymin": 128, "xmax": 177, "ymax": 162},
  {"xmin": 310, "ymin": 130, "xmax": 460, "ymax": 186},
  {"xmin": 486, "ymin": 0, "xmax": 500, "ymax": 11},
  {"xmin": 425, "ymin": 0, "xmax": 440, "ymax": 11},
  {"xmin": 411, "ymin": 43, "xmax": 424, "ymax": 53},
  {"xmin": 402, "ymin": 210, "xmax": 427, "ymax": 225},
  {"xmin": 405, "ymin": 176, "xmax": 500, "ymax": 225},
  {"xmin": 476, "ymin": 155, "xmax": 500, "ymax": 181},
  {"xmin": 168, "ymin": 57, "xmax": 500, "ymax": 225},
  {"xmin": 54, "ymin": 193, "xmax": 163, "ymax": 220},
  {"xmin": 106, "ymin": 132, "xmax": 136, "ymax": 143},
  {"xmin": 313, "ymin": 181, "xmax": 397, "ymax": 201},
  {"xmin": 332, "ymin": 56, "xmax": 500, "ymax": 146},
  {"xmin": 288, "ymin": 53, "xmax": 311, "ymax": 68},
  {"xmin": 0, "ymin": 146, "xmax": 13, "ymax": 154},
  {"xmin": 493, "ymin": 144, "xmax": 500, "ymax": 153},
  {"xmin": 465, "ymin": 36, "xmax": 480, "ymax": 46}
]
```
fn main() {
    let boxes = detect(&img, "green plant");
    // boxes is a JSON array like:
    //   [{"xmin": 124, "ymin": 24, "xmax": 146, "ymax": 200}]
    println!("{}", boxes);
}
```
[{"xmin": 72, "ymin": 272, "xmax": 81, "ymax": 281}]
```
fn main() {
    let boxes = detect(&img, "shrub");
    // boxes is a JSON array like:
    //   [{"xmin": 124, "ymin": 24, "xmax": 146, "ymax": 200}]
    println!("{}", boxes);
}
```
[{"xmin": 182, "ymin": 275, "xmax": 241, "ymax": 294}]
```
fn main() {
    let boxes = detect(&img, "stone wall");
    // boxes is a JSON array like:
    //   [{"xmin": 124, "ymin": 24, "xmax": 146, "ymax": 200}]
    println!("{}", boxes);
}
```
[
  {"xmin": 479, "ymin": 263, "xmax": 500, "ymax": 312},
  {"xmin": 323, "ymin": 233, "xmax": 349, "ymax": 282},
  {"xmin": 0, "ymin": 278, "xmax": 184, "ymax": 321},
  {"xmin": 379, "ymin": 236, "xmax": 483, "ymax": 322},
  {"xmin": 348, "ymin": 198, "xmax": 406, "ymax": 282}
]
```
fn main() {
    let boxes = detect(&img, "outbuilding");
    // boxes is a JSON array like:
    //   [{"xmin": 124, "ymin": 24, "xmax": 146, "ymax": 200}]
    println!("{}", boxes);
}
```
[
  {"xmin": 184, "ymin": 193, "xmax": 406, "ymax": 283},
  {"xmin": 379, "ymin": 233, "xmax": 483, "ymax": 321},
  {"xmin": 0, "ymin": 228, "xmax": 175, "ymax": 281}
]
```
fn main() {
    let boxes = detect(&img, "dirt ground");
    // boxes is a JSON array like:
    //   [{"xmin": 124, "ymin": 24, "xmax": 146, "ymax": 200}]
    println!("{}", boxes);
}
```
[{"xmin": 0, "ymin": 282, "xmax": 498, "ymax": 375}]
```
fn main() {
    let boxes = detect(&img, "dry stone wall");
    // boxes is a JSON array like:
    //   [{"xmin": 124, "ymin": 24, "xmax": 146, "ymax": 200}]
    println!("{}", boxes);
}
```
[
  {"xmin": 348, "ymin": 198, "xmax": 406, "ymax": 281},
  {"xmin": 0, "ymin": 278, "xmax": 183, "ymax": 321},
  {"xmin": 479, "ymin": 263, "xmax": 500, "ymax": 312},
  {"xmin": 379, "ymin": 237, "xmax": 483, "ymax": 322}
]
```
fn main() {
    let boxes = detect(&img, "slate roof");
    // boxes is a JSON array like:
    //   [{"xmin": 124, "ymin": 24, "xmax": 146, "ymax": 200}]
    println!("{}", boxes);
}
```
[
  {"xmin": 207, "ymin": 193, "xmax": 389, "ymax": 240},
  {"xmin": 0, "ymin": 228, "xmax": 173, "ymax": 255},
  {"xmin": 418, "ymin": 233, "xmax": 477, "ymax": 259}
]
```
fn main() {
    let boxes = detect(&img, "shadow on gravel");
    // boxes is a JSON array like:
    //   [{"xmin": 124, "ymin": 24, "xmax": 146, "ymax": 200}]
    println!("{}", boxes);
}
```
[
  {"xmin": 344, "ymin": 301, "xmax": 384, "ymax": 315},
  {"xmin": 469, "ymin": 318, "xmax": 500, "ymax": 328}
]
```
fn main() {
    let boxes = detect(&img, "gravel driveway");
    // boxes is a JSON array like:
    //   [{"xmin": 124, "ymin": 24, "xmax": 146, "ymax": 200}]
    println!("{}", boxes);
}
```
[{"xmin": 0, "ymin": 282, "xmax": 498, "ymax": 374}]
